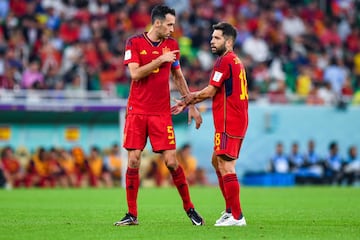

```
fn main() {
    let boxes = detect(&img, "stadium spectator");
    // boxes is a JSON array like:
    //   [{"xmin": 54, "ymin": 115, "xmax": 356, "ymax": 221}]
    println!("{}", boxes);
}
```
[
  {"xmin": 301, "ymin": 139, "xmax": 324, "ymax": 184},
  {"xmin": 341, "ymin": 145, "xmax": 360, "ymax": 185},
  {"xmin": 288, "ymin": 142, "xmax": 305, "ymax": 172},
  {"xmin": 142, "ymin": 153, "xmax": 171, "ymax": 187},
  {"xmin": 1, "ymin": 146, "xmax": 26, "ymax": 188},
  {"xmin": 323, "ymin": 57, "xmax": 348, "ymax": 97},
  {"xmin": 281, "ymin": 7, "xmax": 306, "ymax": 39},
  {"xmin": 0, "ymin": 159, "xmax": 8, "ymax": 188},
  {"xmin": 129, "ymin": 1, "xmax": 151, "ymax": 33},
  {"xmin": 86, "ymin": 146, "xmax": 112, "ymax": 187},
  {"xmin": 71, "ymin": 146, "xmax": 87, "ymax": 187},
  {"xmin": 57, "ymin": 148, "xmax": 77, "ymax": 187},
  {"xmin": 0, "ymin": 0, "xmax": 358, "ymax": 104},
  {"xmin": 26, "ymin": 147, "xmax": 56, "ymax": 188},
  {"xmin": 15, "ymin": 146, "xmax": 31, "ymax": 170},
  {"xmin": 103, "ymin": 143, "xmax": 122, "ymax": 186},
  {"xmin": 316, "ymin": 81, "xmax": 337, "ymax": 105},
  {"xmin": 296, "ymin": 64, "xmax": 313, "ymax": 100},
  {"xmin": 21, "ymin": 58, "xmax": 44, "ymax": 89},
  {"xmin": 269, "ymin": 142, "xmax": 290, "ymax": 174},
  {"xmin": 47, "ymin": 147, "xmax": 65, "ymax": 186},
  {"xmin": 323, "ymin": 141, "xmax": 344, "ymax": 184},
  {"xmin": 242, "ymin": 29, "xmax": 270, "ymax": 63},
  {"xmin": 176, "ymin": 143, "xmax": 198, "ymax": 185}
]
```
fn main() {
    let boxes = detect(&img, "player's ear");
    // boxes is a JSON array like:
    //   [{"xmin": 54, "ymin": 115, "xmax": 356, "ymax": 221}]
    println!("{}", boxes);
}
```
[
  {"xmin": 226, "ymin": 38, "xmax": 234, "ymax": 49},
  {"xmin": 154, "ymin": 19, "xmax": 162, "ymax": 27}
]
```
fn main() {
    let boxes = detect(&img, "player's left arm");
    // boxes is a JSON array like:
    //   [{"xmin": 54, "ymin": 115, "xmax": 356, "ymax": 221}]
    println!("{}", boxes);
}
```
[{"xmin": 171, "ymin": 67, "xmax": 203, "ymax": 129}]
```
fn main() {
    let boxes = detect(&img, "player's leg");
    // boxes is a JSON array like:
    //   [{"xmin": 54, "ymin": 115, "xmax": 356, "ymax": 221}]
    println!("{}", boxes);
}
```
[
  {"xmin": 162, "ymin": 149, "xmax": 204, "ymax": 225},
  {"xmin": 213, "ymin": 133, "xmax": 246, "ymax": 227},
  {"xmin": 114, "ymin": 149, "xmax": 142, "ymax": 226},
  {"xmin": 212, "ymin": 152, "xmax": 232, "ymax": 224},
  {"xmin": 214, "ymin": 156, "xmax": 246, "ymax": 227},
  {"xmin": 163, "ymin": 150, "xmax": 193, "ymax": 210},
  {"xmin": 114, "ymin": 114, "xmax": 147, "ymax": 226},
  {"xmin": 148, "ymin": 114, "xmax": 204, "ymax": 225}
]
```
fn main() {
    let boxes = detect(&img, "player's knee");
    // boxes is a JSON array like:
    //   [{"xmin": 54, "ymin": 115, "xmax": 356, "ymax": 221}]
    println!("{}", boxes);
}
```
[
  {"xmin": 128, "ymin": 158, "xmax": 140, "ymax": 168},
  {"xmin": 165, "ymin": 161, "xmax": 178, "ymax": 171}
]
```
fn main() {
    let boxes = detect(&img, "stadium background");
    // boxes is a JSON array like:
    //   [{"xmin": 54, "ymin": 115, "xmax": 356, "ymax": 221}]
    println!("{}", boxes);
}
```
[
  {"xmin": 0, "ymin": 0, "xmax": 360, "ymax": 185},
  {"xmin": 1, "ymin": 102, "xmax": 359, "ymax": 184}
]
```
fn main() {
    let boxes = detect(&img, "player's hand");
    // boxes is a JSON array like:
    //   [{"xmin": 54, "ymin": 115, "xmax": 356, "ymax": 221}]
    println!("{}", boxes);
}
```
[
  {"xmin": 159, "ymin": 50, "xmax": 179, "ymax": 63},
  {"xmin": 171, "ymin": 98, "xmax": 186, "ymax": 115},
  {"xmin": 182, "ymin": 92, "xmax": 197, "ymax": 105},
  {"xmin": 188, "ymin": 105, "xmax": 202, "ymax": 129}
]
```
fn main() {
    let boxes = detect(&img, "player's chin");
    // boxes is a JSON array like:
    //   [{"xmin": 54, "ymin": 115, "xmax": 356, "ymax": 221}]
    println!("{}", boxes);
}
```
[{"xmin": 211, "ymin": 47, "xmax": 217, "ymax": 53}]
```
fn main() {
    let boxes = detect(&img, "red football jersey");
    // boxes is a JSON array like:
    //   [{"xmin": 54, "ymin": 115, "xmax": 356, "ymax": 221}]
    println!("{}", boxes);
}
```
[
  {"xmin": 124, "ymin": 33, "xmax": 180, "ymax": 114},
  {"xmin": 209, "ymin": 51, "xmax": 249, "ymax": 137}
]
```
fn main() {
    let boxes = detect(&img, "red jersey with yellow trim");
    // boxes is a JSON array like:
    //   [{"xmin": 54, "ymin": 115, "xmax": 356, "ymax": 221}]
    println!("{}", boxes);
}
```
[
  {"xmin": 124, "ymin": 33, "xmax": 180, "ymax": 114},
  {"xmin": 209, "ymin": 51, "xmax": 249, "ymax": 137}
]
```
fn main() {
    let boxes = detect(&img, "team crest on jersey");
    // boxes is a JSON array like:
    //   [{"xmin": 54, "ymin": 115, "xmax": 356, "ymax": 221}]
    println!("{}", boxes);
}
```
[
  {"xmin": 162, "ymin": 47, "xmax": 170, "ymax": 53},
  {"xmin": 152, "ymin": 51, "xmax": 159, "ymax": 54},
  {"xmin": 140, "ymin": 50, "xmax": 147, "ymax": 55}
]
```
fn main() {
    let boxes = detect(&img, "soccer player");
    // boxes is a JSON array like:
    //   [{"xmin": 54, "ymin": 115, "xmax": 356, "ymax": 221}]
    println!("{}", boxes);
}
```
[
  {"xmin": 114, "ymin": 5, "xmax": 204, "ymax": 226},
  {"xmin": 173, "ymin": 22, "xmax": 249, "ymax": 226}
]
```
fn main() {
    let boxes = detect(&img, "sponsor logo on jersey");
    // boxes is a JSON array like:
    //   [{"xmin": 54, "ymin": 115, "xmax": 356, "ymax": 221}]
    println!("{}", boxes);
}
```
[{"xmin": 140, "ymin": 50, "xmax": 147, "ymax": 55}]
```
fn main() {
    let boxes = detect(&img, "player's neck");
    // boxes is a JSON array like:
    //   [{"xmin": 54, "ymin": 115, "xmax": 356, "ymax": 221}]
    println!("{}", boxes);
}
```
[
  {"xmin": 146, "ymin": 28, "xmax": 161, "ymax": 43},
  {"xmin": 221, "ymin": 49, "xmax": 232, "ymax": 57}
]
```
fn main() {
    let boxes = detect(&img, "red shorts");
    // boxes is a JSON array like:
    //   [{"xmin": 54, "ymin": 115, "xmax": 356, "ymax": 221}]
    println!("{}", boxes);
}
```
[
  {"xmin": 213, "ymin": 132, "xmax": 244, "ymax": 160},
  {"xmin": 123, "ymin": 113, "xmax": 176, "ymax": 152}
]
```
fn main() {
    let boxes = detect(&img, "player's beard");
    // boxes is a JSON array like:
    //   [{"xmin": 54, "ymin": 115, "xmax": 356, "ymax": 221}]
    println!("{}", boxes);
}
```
[{"xmin": 212, "ymin": 44, "xmax": 226, "ymax": 56}]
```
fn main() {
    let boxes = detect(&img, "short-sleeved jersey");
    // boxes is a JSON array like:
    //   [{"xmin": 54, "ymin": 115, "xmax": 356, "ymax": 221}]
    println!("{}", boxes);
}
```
[
  {"xmin": 124, "ymin": 33, "xmax": 180, "ymax": 115},
  {"xmin": 209, "ymin": 51, "xmax": 248, "ymax": 137}
]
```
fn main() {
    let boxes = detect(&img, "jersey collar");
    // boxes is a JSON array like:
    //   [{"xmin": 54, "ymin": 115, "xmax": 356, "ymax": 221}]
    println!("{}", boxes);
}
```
[{"xmin": 143, "ymin": 32, "xmax": 163, "ymax": 47}]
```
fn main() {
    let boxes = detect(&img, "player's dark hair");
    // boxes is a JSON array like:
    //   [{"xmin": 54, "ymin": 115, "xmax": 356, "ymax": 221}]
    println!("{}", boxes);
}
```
[
  {"xmin": 212, "ymin": 22, "xmax": 237, "ymax": 42},
  {"xmin": 151, "ymin": 5, "xmax": 176, "ymax": 24}
]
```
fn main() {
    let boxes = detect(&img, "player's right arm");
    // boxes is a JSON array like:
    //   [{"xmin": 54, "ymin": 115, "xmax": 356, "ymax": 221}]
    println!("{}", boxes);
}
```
[
  {"xmin": 127, "ymin": 50, "xmax": 179, "ymax": 81},
  {"xmin": 185, "ymin": 85, "xmax": 218, "ymax": 105}
]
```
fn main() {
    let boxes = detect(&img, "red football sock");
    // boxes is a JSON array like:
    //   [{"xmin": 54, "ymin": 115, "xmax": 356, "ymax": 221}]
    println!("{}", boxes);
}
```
[
  {"xmin": 126, "ymin": 167, "xmax": 140, "ymax": 217},
  {"xmin": 216, "ymin": 170, "xmax": 230, "ymax": 212},
  {"xmin": 170, "ymin": 166, "xmax": 194, "ymax": 212},
  {"xmin": 223, "ymin": 173, "xmax": 242, "ymax": 220}
]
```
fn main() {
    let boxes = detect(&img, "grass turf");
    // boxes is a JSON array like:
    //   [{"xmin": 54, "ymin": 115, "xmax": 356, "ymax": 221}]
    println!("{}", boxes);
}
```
[{"xmin": 0, "ymin": 186, "xmax": 359, "ymax": 240}]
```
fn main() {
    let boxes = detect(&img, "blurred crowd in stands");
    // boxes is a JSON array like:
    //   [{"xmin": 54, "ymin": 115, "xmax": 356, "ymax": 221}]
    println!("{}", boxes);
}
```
[
  {"xmin": 0, "ymin": 0, "xmax": 359, "ymax": 105},
  {"xmin": 267, "ymin": 140, "xmax": 360, "ymax": 185},
  {"xmin": 0, "ymin": 142, "xmax": 207, "ymax": 189},
  {"xmin": 0, "ymin": 143, "xmax": 123, "ymax": 188}
]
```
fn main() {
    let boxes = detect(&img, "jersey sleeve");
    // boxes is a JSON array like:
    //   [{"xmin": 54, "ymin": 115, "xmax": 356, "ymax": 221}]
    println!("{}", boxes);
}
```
[
  {"xmin": 209, "ymin": 57, "xmax": 230, "ymax": 88},
  {"xmin": 124, "ymin": 37, "xmax": 139, "ymax": 65}
]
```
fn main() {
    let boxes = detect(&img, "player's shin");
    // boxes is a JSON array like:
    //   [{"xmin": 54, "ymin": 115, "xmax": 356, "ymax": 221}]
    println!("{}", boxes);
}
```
[
  {"xmin": 170, "ymin": 165, "xmax": 194, "ymax": 211},
  {"xmin": 126, "ymin": 167, "xmax": 140, "ymax": 217}
]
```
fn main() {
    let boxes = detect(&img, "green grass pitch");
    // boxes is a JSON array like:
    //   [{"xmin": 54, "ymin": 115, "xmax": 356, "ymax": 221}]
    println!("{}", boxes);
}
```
[{"xmin": 0, "ymin": 186, "xmax": 359, "ymax": 240}]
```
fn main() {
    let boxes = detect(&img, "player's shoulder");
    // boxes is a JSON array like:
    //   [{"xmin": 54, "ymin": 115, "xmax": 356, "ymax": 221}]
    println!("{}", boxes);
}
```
[
  {"xmin": 166, "ymin": 36, "xmax": 177, "ymax": 43},
  {"xmin": 164, "ymin": 37, "xmax": 179, "ymax": 46},
  {"xmin": 126, "ymin": 33, "xmax": 145, "ymax": 44},
  {"xmin": 223, "ymin": 52, "xmax": 243, "ymax": 64}
]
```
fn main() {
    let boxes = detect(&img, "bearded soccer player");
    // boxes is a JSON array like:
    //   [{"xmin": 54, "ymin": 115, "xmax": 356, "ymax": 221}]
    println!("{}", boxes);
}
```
[
  {"xmin": 173, "ymin": 22, "xmax": 249, "ymax": 226},
  {"xmin": 114, "ymin": 5, "xmax": 204, "ymax": 226}
]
